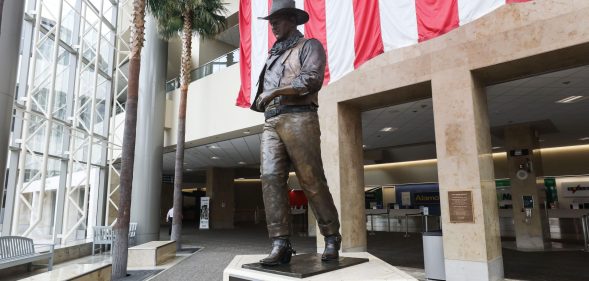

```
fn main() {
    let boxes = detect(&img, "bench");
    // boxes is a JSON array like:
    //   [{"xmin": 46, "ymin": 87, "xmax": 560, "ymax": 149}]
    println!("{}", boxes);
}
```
[
  {"xmin": 128, "ymin": 240, "xmax": 176, "ymax": 267},
  {"xmin": 19, "ymin": 263, "xmax": 112, "ymax": 281},
  {"xmin": 0, "ymin": 236, "xmax": 54, "ymax": 271},
  {"xmin": 92, "ymin": 222, "xmax": 137, "ymax": 255}
]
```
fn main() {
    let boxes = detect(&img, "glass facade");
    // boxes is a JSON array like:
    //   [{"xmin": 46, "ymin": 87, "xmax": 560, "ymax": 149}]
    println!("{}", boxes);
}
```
[{"xmin": 1, "ymin": 0, "xmax": 118, "ymax": 245}]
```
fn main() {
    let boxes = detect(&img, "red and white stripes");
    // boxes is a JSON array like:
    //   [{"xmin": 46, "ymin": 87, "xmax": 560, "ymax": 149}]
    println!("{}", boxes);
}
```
[{"xmin": 236, "ymin": 0, "xmax": 529, "ymax": 107}]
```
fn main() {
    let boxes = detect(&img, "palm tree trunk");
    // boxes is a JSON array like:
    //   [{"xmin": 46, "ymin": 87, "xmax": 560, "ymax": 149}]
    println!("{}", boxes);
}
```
[
  {"xmin": 171, "ymin": 8, "xmax": 193, "ymax": 251},
  {"xmin": 112, "ymin": 0, "xmax": 146, "ymax": 278}
]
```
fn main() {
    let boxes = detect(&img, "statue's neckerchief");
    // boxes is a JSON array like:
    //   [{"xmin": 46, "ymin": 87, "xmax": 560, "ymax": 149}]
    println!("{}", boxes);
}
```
[{"xmin": 269, "ymin": 30, "xmax": 304, "ymax": 56}]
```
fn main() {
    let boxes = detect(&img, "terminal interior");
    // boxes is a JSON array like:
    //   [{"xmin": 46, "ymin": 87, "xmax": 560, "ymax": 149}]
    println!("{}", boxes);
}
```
[
  {"xmin": 155, "ymin": 65, "xmax": 589, "ymax": 280},
  {"xmin": 1, "ymin": 1, "xmax": 589, "ymax": 281}
]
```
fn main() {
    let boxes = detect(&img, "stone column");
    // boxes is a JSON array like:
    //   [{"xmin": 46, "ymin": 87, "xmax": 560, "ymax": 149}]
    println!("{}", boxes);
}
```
[
  {"xmin": 504, "ymin": 125, "xmax": 550, "ymax": 250},
  {"xmin": 432, "ymin": 69, "xmax": 503, "ymax": 281},
  {"xmin": 206, "ymin": 167, "xmax": 235, "ymax": 229},
  {"xmin": 317, "ymin": 102, "xmax": 366, "ymax": 253},
  {"xmin": 0, "ymin": 0, "xmax": 25, "ymax": 207},
  {"xmin": 130, "ymin": 14, "xmax": 167, "ymax": 244}
]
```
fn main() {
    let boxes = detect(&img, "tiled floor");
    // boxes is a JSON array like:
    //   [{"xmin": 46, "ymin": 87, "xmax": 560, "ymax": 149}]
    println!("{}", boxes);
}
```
[
  {"xmin": 4, "ymin": 224, "xmax": 587, "ymax": 281},
  {"xmin": 152, "ymin": 223, "xmax": 589, "ymax": 281}
]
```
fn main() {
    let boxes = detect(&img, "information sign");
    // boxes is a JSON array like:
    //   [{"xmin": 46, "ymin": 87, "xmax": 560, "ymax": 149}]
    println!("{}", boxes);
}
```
[{"xmin": 448, "ymin": 191, "xmax": 474, "ymax": 223}]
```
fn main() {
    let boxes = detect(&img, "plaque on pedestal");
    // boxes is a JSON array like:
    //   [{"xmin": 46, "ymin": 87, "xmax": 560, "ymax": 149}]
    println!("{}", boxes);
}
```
[{"xmin": 241, "ymin": 253, "xmax": 368, "ymax": 278}]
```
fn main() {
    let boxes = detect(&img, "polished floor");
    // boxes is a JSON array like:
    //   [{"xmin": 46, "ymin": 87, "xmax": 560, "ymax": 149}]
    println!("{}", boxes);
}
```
[{"xmin": 152, "ymin": 223, "xmax": 589, "ymax": 281}]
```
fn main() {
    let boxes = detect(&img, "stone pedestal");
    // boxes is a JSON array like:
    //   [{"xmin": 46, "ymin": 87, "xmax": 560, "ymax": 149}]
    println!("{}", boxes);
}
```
[
  {"xmin": 20, "ymin": 263, "xmax": 112, "ymax": 281},
  {"xmin": 242, "ymin": 253, "xmax": 368, "ymax": 278},
  {"xmin": 127, "ymin": 240, "xmax": 176, "ymax": 267},
  {"xmin": 224, "ymin": 252, "xmax": 416, "ymax": 281}
]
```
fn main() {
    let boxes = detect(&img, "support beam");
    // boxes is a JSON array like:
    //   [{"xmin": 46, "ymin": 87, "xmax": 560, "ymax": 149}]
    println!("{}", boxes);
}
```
[
  {"xmin": 206, "ymin": 168, "xmax": 235, "ymax": 229},
  {"xmin": 504, "ymin": 125, "xmax": 551, "ymax": 250},
  {"xmin": 318, "ymin": 102, "xmax": 366, "ymax": 253},
  {"xmin": 0, "ymin": 0, "xmax": 25, "ymax": 217},
  {"xmin": 432, "ymin": 69, "xmax": 503, "ymax": 281},
  {"xmin": 130, "ymin": 14, "xmax": 167, "ymax": 244}
]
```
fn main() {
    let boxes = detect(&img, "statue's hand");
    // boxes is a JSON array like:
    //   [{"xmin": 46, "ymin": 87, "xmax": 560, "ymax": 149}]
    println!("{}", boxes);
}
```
[{"xmin": 257, "ymin": 90, "xmax": 275, "ymax": 110}]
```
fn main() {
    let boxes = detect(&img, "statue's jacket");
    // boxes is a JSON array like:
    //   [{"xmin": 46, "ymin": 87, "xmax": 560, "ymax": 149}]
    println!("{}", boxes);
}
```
[{"xmin": 250, "ymin": 36, "xmax": 327, "ymax": 112}]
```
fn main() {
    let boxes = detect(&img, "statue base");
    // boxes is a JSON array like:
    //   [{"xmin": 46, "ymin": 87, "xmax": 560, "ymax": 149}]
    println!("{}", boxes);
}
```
[
  {"xmin": 242, "ymin": 253, "xmax": 368, "ymax": 278},
  {"xmin": 223, "ymin": 252, "xmax": 417, "ymax": 280}
]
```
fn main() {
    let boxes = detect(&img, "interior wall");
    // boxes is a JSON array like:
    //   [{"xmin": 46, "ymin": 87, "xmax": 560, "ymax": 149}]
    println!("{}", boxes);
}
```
[
  {"xmin": 198, "ymin": 39, "xmax": 236, "ymax": 66},
  {"xmin": 164, "ymin": 65, "xmax": 263, "ymax": 147},
  {"xmin": 234, "ymin": 181, "xmax": 264, "ymax": 223},
  {"xmin": 166, "ymin": 36, "xmax": 200, "ymax": 80}
]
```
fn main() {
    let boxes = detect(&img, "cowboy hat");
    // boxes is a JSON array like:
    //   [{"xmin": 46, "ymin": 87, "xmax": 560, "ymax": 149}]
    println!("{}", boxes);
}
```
[{"xmin": 258, "ymin": 0, "xmax": 309, "ymax": 25}]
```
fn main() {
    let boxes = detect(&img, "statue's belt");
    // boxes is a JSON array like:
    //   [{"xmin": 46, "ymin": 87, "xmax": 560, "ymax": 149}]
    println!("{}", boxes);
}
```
[{"xmin": 264, "ymin": 105, "xmax": 318, "ymax": 120}]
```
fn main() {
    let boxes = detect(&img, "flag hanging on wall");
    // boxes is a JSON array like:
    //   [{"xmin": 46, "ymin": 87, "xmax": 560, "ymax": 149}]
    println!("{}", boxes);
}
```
[{"xmin": 236, "ymin": 0, "xmax": 529, "ymax": 108}]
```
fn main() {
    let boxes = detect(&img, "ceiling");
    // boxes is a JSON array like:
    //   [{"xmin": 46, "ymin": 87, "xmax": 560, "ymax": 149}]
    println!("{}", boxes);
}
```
[
  {"xmin": 216, "ymin": 24, "xmax": 240, "ymax": 48},
  {"xmin": 162, "ymin": 65, "xmax": 589, "ymax": 175},
  {"xmin": 163, "ymin": 133, "xmax": 261, "ymax": 174}
]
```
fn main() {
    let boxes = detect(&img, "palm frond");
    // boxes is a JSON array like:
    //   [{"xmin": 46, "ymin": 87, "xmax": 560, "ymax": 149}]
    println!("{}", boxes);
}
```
[{"xmin": 147, "ymin": 0, "xmax": 227, "ymax": 41}]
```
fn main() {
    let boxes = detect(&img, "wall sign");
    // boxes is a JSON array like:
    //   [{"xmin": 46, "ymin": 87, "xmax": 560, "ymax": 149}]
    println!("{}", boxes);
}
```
[
  {"xmin": 401, "ymin": 192, "xmax": 411, "ymax": 206},
  {"xmin": 562, "ymin": 182, "xmax": 589, "ymax": 198},
  {"xmin": 199, "ymin": 197, "xmax": 210, "ymax": 229},
  {"xmin": 413, "ymin": 192, "xmax": 440, "ymax": 204},
  {"xmin": 448, "ymin": 191, "xmax": 474, "ymax": 223}
]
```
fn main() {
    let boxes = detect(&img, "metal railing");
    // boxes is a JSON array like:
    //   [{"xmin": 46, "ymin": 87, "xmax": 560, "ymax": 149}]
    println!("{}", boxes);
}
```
[{"xmin": 166, "ymin": 48, "xmax": 240, "ymax": 92}]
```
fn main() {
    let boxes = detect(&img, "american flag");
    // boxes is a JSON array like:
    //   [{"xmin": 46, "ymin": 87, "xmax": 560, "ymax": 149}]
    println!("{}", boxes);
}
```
[{"xmin": 236, "ymin": 0, "xmax": 530, "ymax": 107}]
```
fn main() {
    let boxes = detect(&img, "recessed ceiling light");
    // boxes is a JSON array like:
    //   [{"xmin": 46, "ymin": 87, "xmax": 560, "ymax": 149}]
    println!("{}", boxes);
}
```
[
  {"xmin": 555, "ymin": 96, "xmax": 583, "ymax": 103},
  {"xmin": 238, "ymin": 161, "xmax": 247, "ymax": 165},
  {"xmin": 211, "ymin": 156, "xmax": 220, "ymax": 160},
  {"xmin": 579, "ymin": 137, "xmax": 589, "ymax": 141},
  {"xmin": 380, "ymin": 127, "xmax": 397, "ymax": 132}
]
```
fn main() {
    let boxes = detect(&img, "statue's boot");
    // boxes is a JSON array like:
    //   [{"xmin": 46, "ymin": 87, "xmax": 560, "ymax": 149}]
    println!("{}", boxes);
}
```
[
  {"xmin": 260, "ymin": 237, "xmax": 296, "ymax": 266},
  {"xmin": 321, "ymin": 234, "xmax": 341, "ymax": 262}
]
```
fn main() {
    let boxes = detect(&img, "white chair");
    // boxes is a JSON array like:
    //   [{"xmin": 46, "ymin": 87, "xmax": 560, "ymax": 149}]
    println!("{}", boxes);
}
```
[
  {"xmin": 128, "ymin": 222, "xmax": 138, "ymax": 246},
  {"xmin": 92, "ymin": 226, "xmax": 114, "ymax": 255}
]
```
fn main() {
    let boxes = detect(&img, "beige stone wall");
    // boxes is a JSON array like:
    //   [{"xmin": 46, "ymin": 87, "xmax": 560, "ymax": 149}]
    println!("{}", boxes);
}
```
[
  {"xmin": 316, "ymin": 0, "xmax": 589, "ymax": 277},
  {"xmin": 164, "ymin": 65, "xmax": 263, "ymax": 147}
]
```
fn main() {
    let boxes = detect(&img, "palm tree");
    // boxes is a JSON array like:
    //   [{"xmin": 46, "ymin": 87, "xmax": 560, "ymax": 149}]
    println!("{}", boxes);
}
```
[
  {"xmin": 147, "ymin": 0, "xmax": 226, "ymax": 250},
  {"xmin": 112, "ymin": 0, "xmax": 147, "ymax": 278}
]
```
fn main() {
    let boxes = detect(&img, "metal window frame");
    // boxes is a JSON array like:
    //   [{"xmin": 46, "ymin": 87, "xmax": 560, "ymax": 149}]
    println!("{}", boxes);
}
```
[{"xmin": 3, "ymin": 0, "xmax": 118, "ymax": 244}]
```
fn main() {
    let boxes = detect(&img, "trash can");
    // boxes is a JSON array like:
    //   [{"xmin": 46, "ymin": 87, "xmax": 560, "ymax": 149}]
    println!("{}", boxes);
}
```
[{"xmin": 423, "ymin": 231, "xmax": 445, "ymax": 281}]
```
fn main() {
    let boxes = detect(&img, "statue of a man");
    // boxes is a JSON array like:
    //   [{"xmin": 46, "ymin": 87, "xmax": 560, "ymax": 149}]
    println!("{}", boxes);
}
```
[{"xmin": 250, "ymin": 0, "xmax": 341, "ymax": 266}]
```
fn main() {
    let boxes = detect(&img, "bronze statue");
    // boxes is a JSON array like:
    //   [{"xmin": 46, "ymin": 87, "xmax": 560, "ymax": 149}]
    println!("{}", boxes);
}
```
[{"xmin": 250, "ymin": 0, "xmax": 342, "ymax": 266}]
